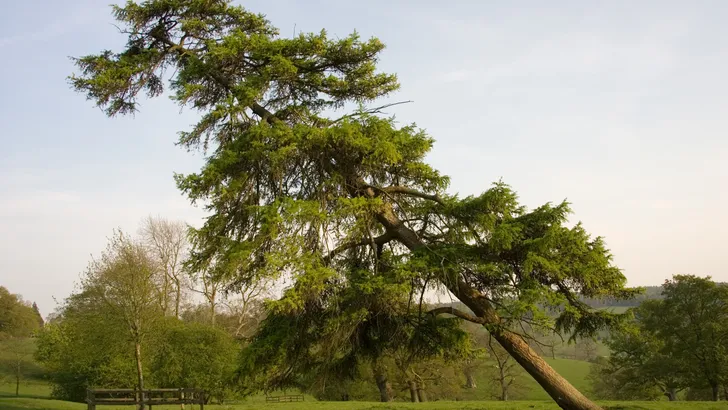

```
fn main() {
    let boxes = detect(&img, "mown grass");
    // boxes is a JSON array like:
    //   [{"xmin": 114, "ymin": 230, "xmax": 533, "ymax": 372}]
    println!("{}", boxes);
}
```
[{"xmin": 2, "ymin": 397, "xmax": 728, "ymax": 410}]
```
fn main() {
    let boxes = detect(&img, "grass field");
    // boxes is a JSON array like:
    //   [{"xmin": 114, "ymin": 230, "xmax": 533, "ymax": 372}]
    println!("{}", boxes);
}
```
[{"xmin": 2, "ymin": 397, "xmax": 728, "ymax": 410}]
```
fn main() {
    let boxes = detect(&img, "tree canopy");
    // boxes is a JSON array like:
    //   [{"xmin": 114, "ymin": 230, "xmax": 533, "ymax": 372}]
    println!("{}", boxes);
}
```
[
  {"xmin": 593, "ymin": 275, "xmax": 728, "ymax": 402},
  {"xmin": 70, "ymin": 2, "xmax": 637, "ymax": 409},
  {"xmin": 0, "ymin": 287, "xmax": 40, "ymax": 339}
]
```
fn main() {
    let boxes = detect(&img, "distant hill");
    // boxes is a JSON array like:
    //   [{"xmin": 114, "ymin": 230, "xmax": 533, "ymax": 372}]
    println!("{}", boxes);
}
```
[{"xmin": 580, "ymin": 285, "xmax": 663, "ymax": 309}]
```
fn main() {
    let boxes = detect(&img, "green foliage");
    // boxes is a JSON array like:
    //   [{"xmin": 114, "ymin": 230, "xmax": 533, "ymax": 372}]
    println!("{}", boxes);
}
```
[
  {"xmin": 0, "ymin": 287, "xmax": 40, "ymax": 339},
  {"xmin": 596, "ymin": 275, "xmax": 728, "ymax": 401},
  {"xmin": 150, "ymin": 319, "xmax": 239, "ymax": 403},
  {"xmin": 644, "ymin": 275, "xmax": 728, "ymax": 397},
  {"xmin": 71, "ymin": 2, "xmax": 636, "ymax": 405},
  {"xmin": 34, "ymin": 291, "xmax": 137, "ymax": 401}
]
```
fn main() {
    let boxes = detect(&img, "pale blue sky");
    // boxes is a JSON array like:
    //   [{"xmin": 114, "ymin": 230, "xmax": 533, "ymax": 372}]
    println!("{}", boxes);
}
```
[{"xmin": 1, "ymin": 1, "xmax": 727, "ymax": 316}]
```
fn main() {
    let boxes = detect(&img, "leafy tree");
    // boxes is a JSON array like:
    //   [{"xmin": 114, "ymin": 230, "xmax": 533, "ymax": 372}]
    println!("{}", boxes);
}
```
[
  {"xmin": 0, "ymin": 287, "xmax": 40, "ymax": 339},
  {"xmin": 82, "ymin": 230, "xmax": 162, "ymax": 409},
  {"xmin": 35, "ymin": 291, "xmax": 138, "ymax": 401},
  {"xmin": 150, "ymin": 319, "xmax": 238, "ymax": 403},
  {"xmin": 642, "ymin": 275, "xmax": 728, "ymax": 401},
  {"xmin": 592, "ymin": 306, "xmax": 685, "ymax": 401},
  {"xmin": 69, "ymin": 2, "xmax": 637, "ymax": 408},
  {"xmin": 587, "ymin": 356, "xmax": 662, "ymax": 401}
]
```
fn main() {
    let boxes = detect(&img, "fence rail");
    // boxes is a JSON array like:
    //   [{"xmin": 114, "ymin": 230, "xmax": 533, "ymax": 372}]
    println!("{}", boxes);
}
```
[
  {"xmin": 265, "ymin": 394, "xmax": 305, "ymax": 403},
  {"xmin": 86, "ymin": 388, "xmax": 205, "ymax": 410}
]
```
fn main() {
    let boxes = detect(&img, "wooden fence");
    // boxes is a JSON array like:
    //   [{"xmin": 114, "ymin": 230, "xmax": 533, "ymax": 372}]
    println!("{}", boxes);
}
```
[
  {"xmin": 86, "ymin": 388, "xmax": 205, "ymax": 409},
  {"xmin": 265, "ymin": 394, "xmax": 305, "ymax": 403}
]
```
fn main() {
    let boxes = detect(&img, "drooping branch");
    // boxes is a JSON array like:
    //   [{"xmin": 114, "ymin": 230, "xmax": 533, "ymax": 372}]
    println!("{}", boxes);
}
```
[
  {"xmin": 322, "ymin": 232, "xmax": 394, "ymax": 264},
  {"xmin": 428, "ymin": 306, "xmax": 487, "ymax": 325},
  {"xmin": 331, "ymin": 100, "xmax": 414, "ymax": 124},
  {"xmin": 150, "ymin": 29, "xmax": 279, "ymax": 125},
  {"xmin": 371, "ymin": 185, "xmax": 445, "ymax": 205}
]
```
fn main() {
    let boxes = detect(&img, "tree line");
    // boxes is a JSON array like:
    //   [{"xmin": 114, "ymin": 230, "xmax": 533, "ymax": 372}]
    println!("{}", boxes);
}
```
[{"xmin": 591, "ymin": 275, "xmax": 728, "ymax": 402}]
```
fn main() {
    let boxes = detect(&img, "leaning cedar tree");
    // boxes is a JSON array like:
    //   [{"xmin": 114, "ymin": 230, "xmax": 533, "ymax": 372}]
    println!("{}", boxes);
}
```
[{"xmin": 69, "ymin": 2, "xmax": 637, "ymax": 409}]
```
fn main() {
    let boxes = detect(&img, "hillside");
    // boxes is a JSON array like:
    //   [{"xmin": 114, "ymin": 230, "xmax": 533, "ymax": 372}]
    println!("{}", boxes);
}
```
[{"xmin": 0, "ymin": 338, "xmax": 51, "ymax": 398}]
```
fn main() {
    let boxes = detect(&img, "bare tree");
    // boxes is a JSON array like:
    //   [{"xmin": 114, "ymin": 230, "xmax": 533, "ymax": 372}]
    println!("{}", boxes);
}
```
[
  {"xmin": 487, "ymin": 334, "xmax": 524, "ymax": 401},
  {"xmin": 189, "ymin": 265, "xmax": 222, "ymax": 326},
  {"xmin": 1, "ymin": 337, "xmax": 34, "ymax": 397},
  {"xmin": 84, "ymin": 230, "xmax": 161, "ymax": 410},
  {"xmin": 140, "ymin": 216, "xmax": 189, "ymax": 318},
  {"xmin": 221, "ymin": 280, "xmax": 269, "ymax": 339}
]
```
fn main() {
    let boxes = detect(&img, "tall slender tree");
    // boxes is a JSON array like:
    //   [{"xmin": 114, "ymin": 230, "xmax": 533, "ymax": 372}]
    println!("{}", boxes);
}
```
[
  {"xmin": 83, "ymin": 230, "xmax": 161, "ymax": 409},
  {"xmin": 69, "ymin": 2, "xmax": 636, "ymax": 408}
]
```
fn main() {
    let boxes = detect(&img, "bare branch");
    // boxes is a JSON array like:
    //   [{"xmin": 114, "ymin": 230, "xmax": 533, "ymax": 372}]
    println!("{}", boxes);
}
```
[
  {"xmin": 331, "ymin": 100, "xmax": 413, "ymax": 124},
  {"xmin": 428, "ymin": 306, "xmax": 487, "ymax": 325}
]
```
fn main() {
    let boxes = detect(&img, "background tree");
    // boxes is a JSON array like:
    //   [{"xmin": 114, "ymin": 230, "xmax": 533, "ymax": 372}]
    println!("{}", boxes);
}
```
[
  {"xmin": 150, "ymin": 320, "xmax": 238, "ymax": 404},
  {"xmin": 1, "ymin": 337, "xmax": 36, "ymax": 397},
  {"xmin": 0, "ymin": 287, "xmax": 44, "ymax": 397},
  {"xmin": 0, "ymin": 287, "xmax": 40, "ymax": 339},
  {"xmin": 31, "ymin": 303, "xmax": 44, "ymax": 328},
  {"xmin": 642, "ymin": 275, "xmax": 728, "ymax": 401},
  {"xmin": 485, "ymin": 334, "xmax": 526, "ymax": 401},
  {"xmin": 82, "ymin": 230, "xmax": 162, "ymax": 409},
  {"xmin": 591, "ymin": 308, "xmax": 685, "ymax": 401},
  {"xmin": 70, "ymin": 2, "xmax": 638, "ymax": 408},
  {"xmin": 35, "ymin": 291, "xmax": 138, "ymax": 401},
  {"xmin": 140, "ymin": 216, "xmax": 189, "ymax": 318}
]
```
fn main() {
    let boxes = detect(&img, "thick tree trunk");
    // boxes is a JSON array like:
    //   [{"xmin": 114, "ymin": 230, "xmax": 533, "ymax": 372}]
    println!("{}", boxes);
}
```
[
  {"xmin": 461, "ymin": 281, "xmax": 601, "ymax": 410},
  {"xmin": 465, "ymin": 371, "xmax": 477, "ymax": 389},
  {"xmin": 665, "ymin": 388, "xmax": 677, "ymax": 401},
  {"xmin": 416, "ymin": 381, "xmax": 427, "ymax": 402},
  {"xmin": 372, "ymin": 365, "xmax": 392, "ymax": 402},
  {"xmin": 371, "ymin": 201, "xmax": 603, "ymax": 410},
  {"xmin": 408, "ymin": 380, "xmax": 419, "ymax": 402},
  {"xmin": 711, "ymin": 384, "xmax": 719, "ymax": 401},
  {"xmin": 500, "ymin": 381, "xmax": 508, "ymax": 401},
  {"xmin": 134, "ymin": 342, "xmax": 146, "ymax": 410}
]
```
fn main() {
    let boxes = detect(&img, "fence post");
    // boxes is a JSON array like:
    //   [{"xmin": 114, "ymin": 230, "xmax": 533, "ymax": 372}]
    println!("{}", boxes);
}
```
[{"xmin": 87, "ymin": 389, "xmax": 95, "ymax": 410}]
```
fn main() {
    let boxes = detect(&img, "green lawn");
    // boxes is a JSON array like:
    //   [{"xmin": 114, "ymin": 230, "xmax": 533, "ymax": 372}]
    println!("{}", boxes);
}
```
[
  {"xmin": 2, "ymin": 397, "xmax": 728, "ymax": 410},
  {"xmin": 459, "ymin": 357, "xmax": 594, "ymax": 401}
]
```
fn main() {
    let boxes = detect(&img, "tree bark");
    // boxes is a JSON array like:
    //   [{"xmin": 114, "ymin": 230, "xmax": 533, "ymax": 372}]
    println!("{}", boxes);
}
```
[
  {"xmin": 372, "ymin": 365, "xmax": 392, "ymax": 402},
  {"xmin": 465, "ymin": 371, "xmax": 477, "ymax": 389},
  {"xmin": 174, "ymin": 278, "xmax": 182, "ymax": 318},
  {"xmin": 664, "ymin": 388, "xmax": 677, "ymax": 401},
  {"xmin": 408, "ymin": 380, "xmax": 419, "ymax": 402},
  {"xmin": 500, "ymin": 380, "xmax": 508, "ymax": 401},
  {"xmin": 711, "ymin": 383, "xmax": 719, "ymax": 401},
  {"xmin": 416, "ymin": 381, "xmax": 427, "ymax": 402},
  {"xmin": 134, "ymin": 342, "xmax": 146, "ymax": 410},
  {"xmin": 370, "ymin": 200, "xmax": 603, "ymax": 410}
]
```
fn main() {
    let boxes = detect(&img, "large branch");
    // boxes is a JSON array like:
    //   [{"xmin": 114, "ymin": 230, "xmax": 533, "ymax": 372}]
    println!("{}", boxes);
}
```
[
  {"xmin": 152, "ymin": 30, "xmax": 279, "ymax": 125},
  {"xmin": 322, "ymin": 232, "xmax": 394, "ymax": 264},
  {"xmin": 428, "ymin": 306, "xmax": 487, "ymax": 325},
  {"xmin": 372, "ymin": 185, "xmax": 444, "ymax": 205}
]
